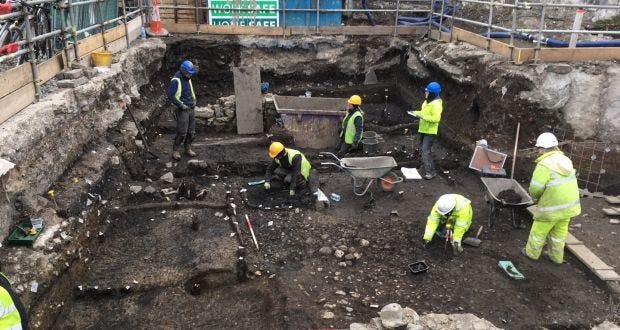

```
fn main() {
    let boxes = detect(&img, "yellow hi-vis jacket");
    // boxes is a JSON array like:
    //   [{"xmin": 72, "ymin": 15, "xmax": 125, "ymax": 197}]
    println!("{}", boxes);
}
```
[
  {"xmin": 0, "ymin": 273, "xmax": 24, "ymax": 330},
  {"xmin": 275, "ymin": 148, "xmax": 311, "ymax": 180},
  {"xmin": 423, "ymin": 194, "xmax": 472, "ymax": 244},
  {"xmin": 409, "ymin": 98, "xmax": 443, "ymax": 135},
  {"xmin": 529, "ymin": 150, "xmax": 581, "ymax": 221}
]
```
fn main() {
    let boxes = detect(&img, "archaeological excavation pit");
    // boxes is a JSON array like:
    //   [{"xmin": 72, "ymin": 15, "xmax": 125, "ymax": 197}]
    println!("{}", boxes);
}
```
[{"xmin": 1, "ymin": 34, "xmax": 620, "ymax": 330}]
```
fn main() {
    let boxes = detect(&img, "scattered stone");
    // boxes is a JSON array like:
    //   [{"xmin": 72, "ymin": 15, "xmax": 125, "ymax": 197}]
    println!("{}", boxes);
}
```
[
  {"xmin": 380, "ymin": 303, "xmax": 407, "ymax": 329},
  {"xmin": 353, "ymin": 252, "xmax": 361, "ymax": 260},
  {"xmin": 338, "ymin": 245, "xmax": 348, "ymax": 251},
  {"xmin": 53, "ymin": 238, "xmax": 62, "ymax": 244},
  {"xmin": 143, "ymin": 186, "xmax": 157, "ymax": 195},
  {"xmin": 305, "ymin": 237, "xmax": 315, "ymax": 245},
  {"xmin": 403, "ymin": 307, "xmax": 420, "ymax": 325},
  {"xmin": 83, "ymin": 67, "xmax": 98, "ymax": 79},
  {"xmin": 166, "ymin": 162, "xmax": 173, "ymax": 168},
  {"xmin": 360, "ymin": 239, "xmax": 370, "ymax": 247},
  {"xmin": 345, "ymin": 307, "xmax": 353, "ymax": 313},
  {"xmin": 339, "ymin": 262, "xmax": 348, "ymax": 267},
  {"xmin": 110, "ymin": 156, "xmax": 120, "ymax": 166},
  {"xmin": 324, "ymin": 303, "xmax": 337, "ymax": 309},
  {"xmin": 320, "ymin": 234, "xmax": 329, "ymax": 240},
  {"xmin": 129, "ymin": 185, "xmax": 142, "ymax": 194},
  {"xmin": 345, "ymin": 261, "xmax": 353, "ymax": 267},
  {"xmin": 345, "ymin": 254, "xmax": 356, "ymax": 261},
  {"xmin": 254, "ymin": 271, "xmax": 262, "ymax": 276},
  {"xmin": 335, "ymin": 290, "xmax": 346, "ymax": 296},
  {"xmin": 57, "ymin": 77, "xmax": 89, "ymax": 88},
  {"xmin": 319, "ymin": 247, "xmax": 333, "ymax": 255},
  {"xmin": 610, "ymin": 219, "xmax": 620, "ymax": 224},
  {"xmin": 390, "ymin": 210, "xmax": 399, "ymax": 217},
  {"xmin": 321, "ymin": 311, "xmax": 335, "ymax": 319},
  {"xmin": 64, "ymin": 68, "xmax": 84, "ymax": 79},
  {"xmin": 334, "ymin": 250, "xmax": 345, "ymax": 258},
  {"xmin": 570, "ymin": 223, "xmax": 582, "ymax": 229},
  {"xmin": 350, "ymin": 323, "xmax": 373, "ymax": 330},
  {"xmin": 547, "ymin": 63, "xmax": 572, "ymax": 75},
  {"xmin": 160, "ymin": 172, "xmax": 174, "ymax": 183}
]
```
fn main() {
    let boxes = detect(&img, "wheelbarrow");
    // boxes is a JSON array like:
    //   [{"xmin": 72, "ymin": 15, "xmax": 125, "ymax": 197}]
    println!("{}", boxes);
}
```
[
  {"xmin": 481, "ymin": 177, "xmax": 533, "ymax": 228},
  {"xmin": 320, "ymin": 152, "xmax": 403, "ymax": 196}
]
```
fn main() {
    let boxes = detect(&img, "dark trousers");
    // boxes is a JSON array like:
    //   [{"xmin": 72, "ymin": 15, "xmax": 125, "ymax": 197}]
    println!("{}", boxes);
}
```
[
  {"xmin": 335, "ymin": 138, "xmax": 358, "ymax": 156},
  {"xmin": 173, "ymin": 106, "xmax": 196, "ymax": 150},
  {"xmin": 419, "ymin": 133, "xmax": 436, "ymax": 176}
]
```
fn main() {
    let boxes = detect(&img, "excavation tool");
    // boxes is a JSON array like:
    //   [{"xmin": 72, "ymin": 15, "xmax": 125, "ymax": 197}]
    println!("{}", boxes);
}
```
[
  {"xmin": 463, "ymin": 226, "xmax": 484, "ymax": 247},
  {"xmin": 382, "ymin": 89, "xmax": 388, "ymax": 119},
  {"xmin": 245, "ymin": 214, "xmax": 260, "ymax": 250},
  {"xmin": 498, "ymin": 260, "xmax": 525, "ymax": 280},
  {"xmin": 408, "ymin": 261, "xmax": 429, "ymax": 274},
  {"xmin": 320, "ymin": 152, "xmax": 403, "ymax": 196},
  {"xmin": 444, "ymin": 225, "xmax": 452, "ymax": 250},
  {"xmin": 126, "ymin": 106, "xmax": 158, "ymax": 160}
]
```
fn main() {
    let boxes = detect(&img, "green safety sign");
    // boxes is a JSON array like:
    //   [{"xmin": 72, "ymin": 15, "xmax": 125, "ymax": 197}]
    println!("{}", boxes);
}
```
[{"xmin": 208, "ymin": 0, "xmax": 279, "ymax": 26}]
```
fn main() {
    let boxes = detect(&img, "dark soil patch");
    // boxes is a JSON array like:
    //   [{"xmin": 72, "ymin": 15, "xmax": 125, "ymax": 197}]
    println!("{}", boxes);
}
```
[{"xmin": 497, "ymin": 189, "xmax": 522, "ymax": 204}]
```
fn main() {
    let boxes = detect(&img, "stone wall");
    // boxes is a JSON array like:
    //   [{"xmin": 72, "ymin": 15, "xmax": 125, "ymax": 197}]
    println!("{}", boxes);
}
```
[{"xmin": 0, "ymin": 39, "xmax": 167, "ymax": 237}]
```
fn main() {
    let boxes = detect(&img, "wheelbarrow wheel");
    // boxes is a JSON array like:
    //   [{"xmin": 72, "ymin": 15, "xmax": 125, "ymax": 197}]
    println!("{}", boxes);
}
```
[{"xmin": 379, "ymin": 172, "xmax": 398, "ymax": 192}]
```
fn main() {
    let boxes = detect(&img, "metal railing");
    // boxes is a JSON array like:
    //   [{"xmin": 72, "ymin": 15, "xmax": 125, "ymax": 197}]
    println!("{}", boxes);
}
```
[{"xmin": 0, "ymin": 0, "xmax": 140, "ymax": 98}]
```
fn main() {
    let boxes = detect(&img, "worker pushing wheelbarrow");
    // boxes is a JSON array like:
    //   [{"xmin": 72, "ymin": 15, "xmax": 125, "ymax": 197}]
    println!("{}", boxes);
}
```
[
  {"xmin": 319, "ymin": 152, "xmax": 403, "ymax": 197},
  {"xmin": 481, "ymin": 177, "xmax": 533, "ymax": 228}
]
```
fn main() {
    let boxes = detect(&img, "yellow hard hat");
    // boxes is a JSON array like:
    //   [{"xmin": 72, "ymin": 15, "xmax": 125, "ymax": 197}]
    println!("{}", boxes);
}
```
[
  {"xmin": 348, "ymin": 95, "xmax": 362, "ymax": 106},
  {"xmin": 269, "ymin": 142, "xmax": 285, "ymax": 159}
]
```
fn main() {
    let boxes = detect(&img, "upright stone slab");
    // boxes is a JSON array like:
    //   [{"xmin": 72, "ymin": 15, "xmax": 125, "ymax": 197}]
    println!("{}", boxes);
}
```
[{"xmin": 233, "ymin": 66, "xmax": 263, "ymax": 134}]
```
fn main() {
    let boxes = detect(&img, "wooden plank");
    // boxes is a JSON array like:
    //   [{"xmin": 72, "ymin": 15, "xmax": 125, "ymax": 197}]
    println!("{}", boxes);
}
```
[
  {"xmin": 0, "ymin": 63, "xmax": 32, "ymax": 100},
  {"xmin": 103, "ymin": 24, "xmax": 127, "ymax": 43},
  {"xmin": 164, "ymin": 23, "xmax": 198, "ymax": 33},
  {"xmin": 539, "ymin": 47, "xmax": 620, "ymax": 62},
  {"xmin": 0, "ymin": 84, "xmax": 36, "ymax": 124},
  {"xmin": 38, "ymin": 53, "xmax": 65, "ymax": 84},
  {"xmin": 565, "ymin": 233, "xmax": 582, "ymax": 246},
  {"xmin": 78, "ymin": 34, "xmax": 104, "ymax": 58},
  {"xmin": 567, "ymin": 244, "xmax": 613, "ymax": 271},
  {"xmin": 199, "ymin": 25, "xmax": 285, "ymax": 36},
  {"xmin": 512, "ymin": 47, "xmax": 535, "ymax": 64},
  {"xmin": 127, "ymin": 16, "xmax": 142, "ymax": 42},
  {"xmin": 233, "ymin": 66, "xmax": 263, "ymax": 134},
  {"xmin": 595, "ymin": 269, "xmax": 620, "ymax": 281}
]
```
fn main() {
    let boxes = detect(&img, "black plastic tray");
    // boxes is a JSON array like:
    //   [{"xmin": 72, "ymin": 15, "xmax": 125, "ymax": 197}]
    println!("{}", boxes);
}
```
[{"xmin": 408, "ymin": 261, "xmax": 429, "ymax": 274}]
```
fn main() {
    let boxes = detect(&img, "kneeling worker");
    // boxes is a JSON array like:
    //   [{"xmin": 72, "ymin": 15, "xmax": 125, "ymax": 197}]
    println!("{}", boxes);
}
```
[
  {"xmin": 336, "ymin": 95, "xmax": 364, "ymax": 155},
  {"xmin": 422, "ymin": 194, "xmax": 473, "ymax": 254},
  {"xmin": 264, "ymin": 142, "xmax": 312, "ymax": 196}
]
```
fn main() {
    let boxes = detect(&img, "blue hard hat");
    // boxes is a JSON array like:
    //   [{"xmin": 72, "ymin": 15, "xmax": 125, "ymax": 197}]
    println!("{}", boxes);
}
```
[
  {"xmin": 180, "ymin": 60, "xmax": 195, "ymax": 76},
  {"xmin": 425, "ymin": 82, "xmax": 441, "ymax": 94}
]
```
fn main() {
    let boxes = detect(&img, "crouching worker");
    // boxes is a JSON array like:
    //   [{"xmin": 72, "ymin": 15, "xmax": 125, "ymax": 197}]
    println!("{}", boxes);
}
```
[
  {"xmin": 0, "ymin": 269, "xmax": 29, "ymax": 329},
  {"xmin": 422, "ymin": 194, "xmax": 473, "ymax": 254},
  {"xmin": 264, "ymin": 142, "xmax": 312, "ymax": 197},
  {"xmin": 335, "ymin": 95, "xmax": 364, "ymax": 155}
]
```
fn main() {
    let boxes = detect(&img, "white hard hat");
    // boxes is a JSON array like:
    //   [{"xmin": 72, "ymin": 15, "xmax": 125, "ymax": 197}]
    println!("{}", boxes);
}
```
[
  {"xmin": 437, "ymin": 194, "xmax": 456, "ymax": 215},
  {"xmin": 535, "ymin": 132, "xmax": 559, "ymax": 148}
]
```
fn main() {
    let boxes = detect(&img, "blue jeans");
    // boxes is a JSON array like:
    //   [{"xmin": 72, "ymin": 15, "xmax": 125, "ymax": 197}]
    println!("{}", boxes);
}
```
[{"xmin": 419, "ymin": 133, "xmax": 436, "ymax": 176}]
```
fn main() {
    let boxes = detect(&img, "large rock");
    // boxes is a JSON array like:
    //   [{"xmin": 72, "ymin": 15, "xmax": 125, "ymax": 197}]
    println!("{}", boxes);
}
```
[
  {"xmin": 418, "ymin": 313, "xmax": 502, "ymax": 330},
  {"xmin": 379, "ymin": 303, "xmax": 407, "ymax": 329}
]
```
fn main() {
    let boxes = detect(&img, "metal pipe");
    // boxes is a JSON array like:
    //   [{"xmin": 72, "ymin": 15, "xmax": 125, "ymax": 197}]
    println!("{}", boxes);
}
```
[
  {"xmin": 0, "ymin": 49, "xmax": 30, "ymax": 64},
  {"xmin": 534, "ymin": 0, "xmax": 546, "ymax": 64},
  {"xmin": 143, "ymin": 4, "xmax": 428, "ymax": 13},
  {"xmin": 510, "ymin": 0, "xmax": 518, "ymax": 47},
  {"xmin": 315, "ymin": 0, "xmax": 319, "ymax": 33},
  {"xmin": 0, "ymin": 12, "xmax": 24, "ymax": 21},
  {"xmin": 438, "ymin": 0, "xmax": 446, "ymax": 40},
  {"xmin": 432, "ymin": 11, "xmax": 512, "ymax": 32},
  {"xmin": 21, "ymin": 5, "xmax": 41, "ymax": 100},
  {"xmin": 31, "ymin": 29, "xmax": 62, "ymax": 43},
  {"xmin": 486, "ymin": 0, "xmax": 494, "ymax": 50},
  {"xmin": 70, "ymin": 0, "xmax": 99, "ymax": 6},
  {"xmin": 120, "ymin": 0, "xmax": 130, "ymax": 48},
  {"xmin": 427, "ymin": 0, "xmax": 434, "ymax": 36},
  {"xmin": 66, "ymin": 0, "xmax": 80, "ymax": 61},
  {"xmin": 393, "ymin": 0, "xmax": 400, "ymax": 36},
  {"xmin": 194, "ymin": 0, "xmax": 198, "ymax": 33},
  {"xmin": 56, "ymin": 0, "xmax": 73, "ymax": 67}
]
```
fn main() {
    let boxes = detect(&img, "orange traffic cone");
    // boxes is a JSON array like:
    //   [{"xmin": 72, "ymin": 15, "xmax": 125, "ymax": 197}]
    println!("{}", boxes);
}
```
[{"xmin": 146, "ymin": 0, "xmax": 169, "ymax": 37}]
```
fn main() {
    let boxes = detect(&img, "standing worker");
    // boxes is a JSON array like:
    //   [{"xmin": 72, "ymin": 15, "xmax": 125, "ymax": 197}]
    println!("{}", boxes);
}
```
[
  {"xmin": 408, "ymin": 82, "xmax": 443, "ymax": 180},
  {"xmin": 522, "ymin": 132, "xmax": 581, "ymax": 264},
  {"xmin": 167, "ymin": 60, "xmax": 197, "ymax": 161},
  {"xmin": 336, "ymin": 95, "xmax": 364, "ymax": 155},
  {"xmin": 264, "ymin": 142, "xmax": 312, "ymax": 197},
  {"xmin": 422, "ymin": 194, "xmax": 472, "ymax": 254},
  {"xmin": 0, "ymin": 268, "xmax": 29, "ymax": 329}
]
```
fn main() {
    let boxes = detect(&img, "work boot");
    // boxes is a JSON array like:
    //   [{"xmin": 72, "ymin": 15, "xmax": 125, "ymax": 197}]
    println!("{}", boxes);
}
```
[
  {"xmin": 172, "ymin": 150, "xmax": 181, "ymax": 161},
  {"xmin": 185, "ymin": 148, "xmax": 197, "ymax": 157}
]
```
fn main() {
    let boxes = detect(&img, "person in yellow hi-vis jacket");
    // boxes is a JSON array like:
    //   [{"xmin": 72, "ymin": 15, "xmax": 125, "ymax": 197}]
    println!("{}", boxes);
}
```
[
  {"xmin": 422, "ymin": 194, "xmax": 473, "ymax": 254},
  {"xmin": 522, "ymin": 132, "xmax": 581, "ymax": 264},
  {"xmin": 408, "ymin": 82, "xmax": 443, "ymax": 180},
  {"xmin": 0, "ymin": 269, "xmax": 28, "ymax": 330}
]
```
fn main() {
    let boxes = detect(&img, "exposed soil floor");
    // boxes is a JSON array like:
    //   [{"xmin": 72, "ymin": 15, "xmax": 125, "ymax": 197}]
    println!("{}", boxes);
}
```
[{"xmin": 37, "ymin": 88, "xmax": 620, "ymax": 329}]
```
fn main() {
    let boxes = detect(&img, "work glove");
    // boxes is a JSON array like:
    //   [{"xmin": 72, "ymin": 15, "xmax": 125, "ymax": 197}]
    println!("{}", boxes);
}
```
[
  {"xmin": 452, "ymin": 242, "xmax": 463, "ymax": 254},
  {"xmin": 263, "ymin": 182, "xmax": 271, "ymax": 190},
  {"xmin": 289, "ymin": 189, "xmax": 295, "ymax": 196},
  {"xmin": 352, "ymin": 141, "xmax": 359, "ymax": 150},
  {"xmin": 179, "ymin": 103, "xmax": 189, "ymax": 111}
]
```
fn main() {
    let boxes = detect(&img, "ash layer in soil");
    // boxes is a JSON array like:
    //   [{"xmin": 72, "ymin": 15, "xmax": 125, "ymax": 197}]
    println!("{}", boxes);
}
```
[{"xmin": 498, "ymin": 189, "xmax": 522, "ymax": 204}]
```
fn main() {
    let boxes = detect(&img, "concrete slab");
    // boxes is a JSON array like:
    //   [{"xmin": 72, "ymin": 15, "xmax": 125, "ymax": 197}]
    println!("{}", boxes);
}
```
[
  {"xmin": 0, "ymin": 158, "xmax": 15, "ymax": 176},
  {"xmin": 602, "ymin": 208, "xmax": 620, "ymax": 216},
  {"xmin": 233, "ymin": 66, "xmax": 263, "ymax": 134},
  {"xmin": 568, "ymin": 244, "xmax": 614, "ymax": 271}
]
